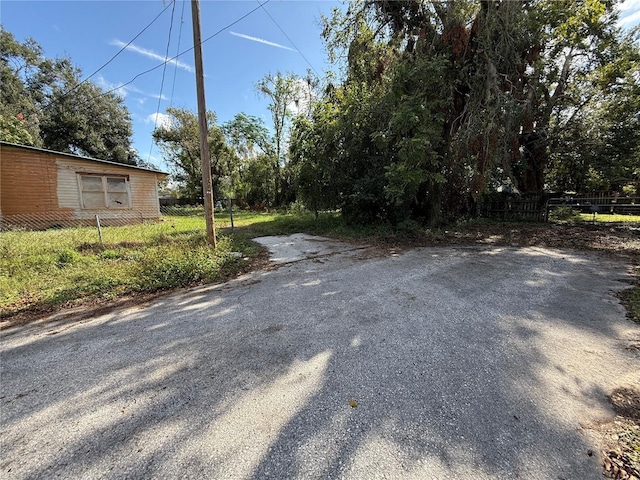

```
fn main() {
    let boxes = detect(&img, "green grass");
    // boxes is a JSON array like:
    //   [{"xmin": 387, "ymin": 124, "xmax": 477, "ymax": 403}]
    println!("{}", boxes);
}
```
[
  {"xmin": 0, "ymin": 213, "xmax": 265, "ymax": 318},
  {"xmin": 0, "ymin": 208, "xmax": 424, "ymax": 319},
  {"xmin": 619, "ymin": 273, "xmax": 640, "ymax": 324},
  {"xmin": 578, "ymin": 213, "xmax": 640, "ymax": 223}
]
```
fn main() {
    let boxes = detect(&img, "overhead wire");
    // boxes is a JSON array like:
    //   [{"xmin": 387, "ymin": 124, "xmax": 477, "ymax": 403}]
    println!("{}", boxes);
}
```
[
  {"xmin": 65, "ymin": 0, "xmax": 174, "ymax": 97},
  {"xmin": 255, "ymin": 0, "xmax": 320, "ymax": 78},
  {"xmin": 169, "ymin": 0, "xmax": 187, "ymax": 108},
  {"xmin": 149, "ymin": 0, "xmax": 178, "ymax": 162},
  {"xmin": 72, "ymin": 0, "xmax": 272, "ymax": 107}
]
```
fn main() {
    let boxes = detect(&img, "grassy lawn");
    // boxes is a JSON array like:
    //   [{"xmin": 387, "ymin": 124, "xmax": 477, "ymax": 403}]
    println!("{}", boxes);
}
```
[
  {"xmin": 1, "ymin": 209, "xmax": 378, "ymax": 320},
  {"xmin": 0, "ymin": 211, "xmax": 269, "ymax": 319},
  {"xmin": 579, "ymin": 213, "xmax": 640, "ymax": 223}
]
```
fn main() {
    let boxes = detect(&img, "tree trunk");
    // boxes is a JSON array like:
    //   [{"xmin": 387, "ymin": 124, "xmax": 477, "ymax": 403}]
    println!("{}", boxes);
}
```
[{"xmin": 518, "ymin": 131, "xmax": 547, "ymax": 192}]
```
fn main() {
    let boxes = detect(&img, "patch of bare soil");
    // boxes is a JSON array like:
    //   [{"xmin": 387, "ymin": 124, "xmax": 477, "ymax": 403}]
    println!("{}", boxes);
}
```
[
  {"xmin": 0, "ymin": 291, "xmax": 171, "ymax": 331},
  {"xmin": 602, "ymin": 387, "xmax": 640, "ymax": 480},
  {"xmin": 423, "ymin": 223, "xmax": 639, "ymax": 258}
]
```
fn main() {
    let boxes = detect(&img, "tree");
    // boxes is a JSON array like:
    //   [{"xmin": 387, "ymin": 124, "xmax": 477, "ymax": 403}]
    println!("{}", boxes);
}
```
[
  {"xmin": 221, "ymin": 112, "xmax": 275, "ymax": 206},
  {"xmin": 0, "ymin": 28, "xmax": 136, "ymax": 164},
  {"xmin": 293, "ymin": 0, "xmax": 635, "ymax": 225},
  {"xmin": 547, "ymin": 27, "xmax": 640, "ymax": 192},
  {"xmin": 152, "ymin": 107, "xmax": 233, "ymax": 202},
  {"xmin": 39, "ymin": 59, "xmax": 135, "ymax": 164},
  {"xmin": 0, "ymin": 29, "xmax": 45, "ymax": 145},
  {"xmin": 256, "ymin": 71, "xmax": 305, "ymax": 205}
]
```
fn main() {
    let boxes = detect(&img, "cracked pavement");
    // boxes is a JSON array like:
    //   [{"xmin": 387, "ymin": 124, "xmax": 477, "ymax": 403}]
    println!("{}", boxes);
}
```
[{"xmin": 1, "ymin": 235, "xmax": 639, "ymax": 479}]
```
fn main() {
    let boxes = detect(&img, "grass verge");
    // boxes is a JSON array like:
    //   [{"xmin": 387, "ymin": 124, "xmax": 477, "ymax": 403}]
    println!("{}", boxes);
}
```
[{"xmin": 0, "ymin": 212, "xmax": 265, "ymax": 324}]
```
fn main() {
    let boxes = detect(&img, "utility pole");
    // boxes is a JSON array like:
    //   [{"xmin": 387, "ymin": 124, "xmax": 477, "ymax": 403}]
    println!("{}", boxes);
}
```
[{"xmin": 191, "ymin": 0, "xmax": 216, "ymax": 247}]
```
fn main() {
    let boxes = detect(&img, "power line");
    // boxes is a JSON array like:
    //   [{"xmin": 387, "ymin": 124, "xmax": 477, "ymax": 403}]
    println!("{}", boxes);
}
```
[
  {"xmin": 169, "ymin": 0, "xmax": 187, "ymax": 108},
  {"xmin": 67, "ymin": 1, "xmax": 174, "ymax": 96},
  {"xmin": 77, "ymin": 0, "xmax": 272, "ymax": 105},
  {"xmin": 149, "ymin": 0, "xmax": 177, "ymax": 161},
  {"xmin": 256, "ymin": 0, "xmax": 320, "ymax": 78}
]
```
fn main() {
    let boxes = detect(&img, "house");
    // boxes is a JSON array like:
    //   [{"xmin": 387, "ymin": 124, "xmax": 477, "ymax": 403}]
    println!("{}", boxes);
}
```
[{"xmin": 0, "ymin": 142, "xmax": 169, "ymax": 230}]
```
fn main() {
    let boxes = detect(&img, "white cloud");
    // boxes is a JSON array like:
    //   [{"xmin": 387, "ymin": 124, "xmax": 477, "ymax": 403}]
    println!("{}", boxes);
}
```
[
  {"xmin": 111, "ymin": 39, "xmax": 193, "ymax": 72},
  {"xmin": 618, "ymin": 0, "xmax": 640, "ymax": 28},
  {"xmin": 145, "ymin": 112, "xmax": 173, "ymax": 130},
  {"xmin": 95, "ymin": 75, "xmax": 127, "ymax": 98},
  {"xmin": 95, "ymin": 75, "xmax": 171, "ymax": 105},
  {"xmin": 229, "ymin": 31, "xmax": 297, "ymax": 52},
  {"xmin": 619, "ymin": 9, "xmax": 640, "ymax": 27},
  {"xmin": 123, "ymin": 84, "xmax": 145, "ymax": 95},
  {"xmin": 619, "ymin": 0, "xmax": 640, "ymax": 12}
]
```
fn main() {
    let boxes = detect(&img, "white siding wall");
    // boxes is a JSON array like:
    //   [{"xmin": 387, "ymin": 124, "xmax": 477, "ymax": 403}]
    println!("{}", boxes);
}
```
[{"xmin": 56, "ymin": 158, "xmax": 161, "ymax": 220}]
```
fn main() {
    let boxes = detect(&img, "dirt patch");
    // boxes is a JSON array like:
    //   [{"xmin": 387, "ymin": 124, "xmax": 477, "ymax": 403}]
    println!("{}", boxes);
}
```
[
  {"xmin": 602, "ymin": 386, "xmax": 640, "ymax": 479},
  {"xmin": 0, "ymin": 291, "xmax": 171, "ymax": 331},
  {"xmin": 610, "ymin": 388, "xmax": 640, "ymax": 421},
  {"xmin": 327, "ymin": 223, "xmax": 640, "ymax": 264},
  {"xmin": 407, "ymin": 223, "xmax": 639, "ymax": 258}
]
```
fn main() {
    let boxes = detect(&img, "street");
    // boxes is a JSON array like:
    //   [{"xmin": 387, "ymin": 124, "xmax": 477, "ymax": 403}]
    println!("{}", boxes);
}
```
[{"xmin": 1, "ymin": 235, "xmax": 638, "ymax": 479}]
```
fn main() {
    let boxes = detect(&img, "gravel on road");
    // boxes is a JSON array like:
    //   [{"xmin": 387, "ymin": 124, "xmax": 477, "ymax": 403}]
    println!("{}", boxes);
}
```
[{"xmin": 1, "ymin": 236, "xmax": 639, "ymax": 479}]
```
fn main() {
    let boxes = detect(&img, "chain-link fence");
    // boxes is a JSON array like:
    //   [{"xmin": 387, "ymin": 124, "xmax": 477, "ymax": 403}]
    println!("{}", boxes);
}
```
[
  {"xmin": 546, "ymin": 195, "xmax": 640, "ymax": 224},
  {"xmin": 0, "ymin": 209, "xmax": 162, "ymax": 231},
  {"xmin": 0, "ymin": 205, "xmax": 245, "ymax": 232},
  {"xmin": 4, "ymin": 194, "xmax": 640, "ymax": 233}
]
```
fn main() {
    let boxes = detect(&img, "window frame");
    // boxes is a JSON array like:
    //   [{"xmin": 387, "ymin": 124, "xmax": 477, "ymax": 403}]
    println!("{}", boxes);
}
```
[{"xmin": 77, "ymin": 173, "xmax": 132, "ymax": 210}]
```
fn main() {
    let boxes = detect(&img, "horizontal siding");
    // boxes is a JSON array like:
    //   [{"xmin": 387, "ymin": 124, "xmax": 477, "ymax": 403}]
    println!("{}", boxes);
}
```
[
  {"xmin": 1, "ymin": 145, "xmax": 161, "ymax": 227},
  {"xmin": 57, "ymin": 158, "xmax": 161, "ymax": 217}
]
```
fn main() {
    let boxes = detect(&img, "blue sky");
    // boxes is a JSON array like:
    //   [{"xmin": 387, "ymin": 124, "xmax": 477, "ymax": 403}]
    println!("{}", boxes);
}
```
[
  {"xmin": 1, "ymin": 0, "xmax": 342, "ymax": 170},
  {"xmin": 2, "ymin": 0, "xmax": 640, "ymax": 172}
]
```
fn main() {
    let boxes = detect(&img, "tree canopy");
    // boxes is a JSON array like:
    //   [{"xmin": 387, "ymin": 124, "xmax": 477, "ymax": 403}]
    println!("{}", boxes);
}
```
[
  {"xmin": 152, "ymin": 107, "xmax": 234, "ymax": 202},
  {"xmin": 289, "ymin": 0, "xmax": 640, "ymax": 224},
  {"xmin": 0, "ymin": 28, "xmax": 137, "ymax": 164}
]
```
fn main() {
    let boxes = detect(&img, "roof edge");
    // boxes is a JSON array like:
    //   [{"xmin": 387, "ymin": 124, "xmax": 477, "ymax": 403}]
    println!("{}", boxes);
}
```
[{"xmin": 0, "ymin": 141, "xmax": 169, "ymax": 176}]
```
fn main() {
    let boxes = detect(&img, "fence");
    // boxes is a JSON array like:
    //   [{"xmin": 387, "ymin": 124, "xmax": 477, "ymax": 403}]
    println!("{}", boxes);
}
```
[
  {"xmin": 4, "ymin": 195, "xmax": 640, "ymax": 232},
  {"xmin": 546, "ymin": 194, "xmax": 640, "ymax": 223},
  {"xmin": 0, "ymin": 206, "xmax": 218, "ymax": 232},
  {"xmin": 0, "ymin": 209, "xmax": 166, "ymax": 231},
  {"xmin": 478, "ymin": 193, "xmax": 548, "ymax": 222}
]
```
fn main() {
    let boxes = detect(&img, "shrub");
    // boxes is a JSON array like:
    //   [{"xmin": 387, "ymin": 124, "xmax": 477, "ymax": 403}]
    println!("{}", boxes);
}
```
[
  {"xmin": 133, "ymin": 236, "xmax": 237, "ymax": 291},
  {"xmin": 56, "ymin": 249, "xmax": 79, "ymax": 268},
  {"xmin": 98, "ymin": 249, "xmax": 119, "ymax": 260},
  {"xmin": 549, "ymin": 205, "xmax": 581, "ymax": 221}
]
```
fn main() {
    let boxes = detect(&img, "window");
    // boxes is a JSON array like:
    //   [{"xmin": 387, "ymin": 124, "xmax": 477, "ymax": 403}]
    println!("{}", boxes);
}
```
[{"xmin": 79, "ymin": 174, "xmax": 130, "ymax": 209}]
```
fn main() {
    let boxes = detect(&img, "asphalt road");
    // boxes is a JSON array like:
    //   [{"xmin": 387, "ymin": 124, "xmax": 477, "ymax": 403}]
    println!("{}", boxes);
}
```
[{"xmin": 1, "ymin": 235, "xmax": 639, "ymax": 479}]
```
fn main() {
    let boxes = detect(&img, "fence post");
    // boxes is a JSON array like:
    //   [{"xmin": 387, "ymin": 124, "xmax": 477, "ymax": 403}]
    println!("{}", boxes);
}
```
[
  {"xmin": 95, "ymin": 215, "xmax": 103, "ymax": 244},
  {"xmin": 543, "ymin": 198, "xmax": 550, "ymax": 222}
]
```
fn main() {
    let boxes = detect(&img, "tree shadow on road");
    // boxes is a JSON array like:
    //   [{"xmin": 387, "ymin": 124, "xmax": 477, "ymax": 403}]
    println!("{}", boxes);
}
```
[{"xmin": 1, "ymin": 246, "xmax": 637, "ymax": 479}]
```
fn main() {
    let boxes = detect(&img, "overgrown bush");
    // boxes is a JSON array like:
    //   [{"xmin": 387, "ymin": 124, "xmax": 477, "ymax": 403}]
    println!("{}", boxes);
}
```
[
  {"xmin": 133, "ymin": 235, "xmax": 239, "ymax": 291},
  {"xmin": 549, "ymin": 205, "xmax": 581, "ymax": 221},
  {"xmin": 56, "ymin": 249, "xmax": 80, "ymax": 268}
]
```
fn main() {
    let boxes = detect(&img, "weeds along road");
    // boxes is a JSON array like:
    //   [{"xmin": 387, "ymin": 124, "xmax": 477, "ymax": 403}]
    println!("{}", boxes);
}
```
[{"xmin": 1, "ymin": 234, "xmax": 639, "ymax": 479}]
